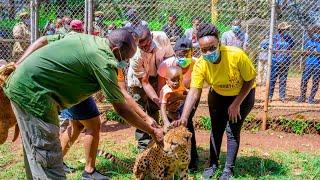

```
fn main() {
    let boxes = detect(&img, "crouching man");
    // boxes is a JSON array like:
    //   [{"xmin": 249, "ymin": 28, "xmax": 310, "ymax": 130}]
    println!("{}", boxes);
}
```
[{"xmin": 4, "ymin": 29, "xmax": 163, "ymax": 179}]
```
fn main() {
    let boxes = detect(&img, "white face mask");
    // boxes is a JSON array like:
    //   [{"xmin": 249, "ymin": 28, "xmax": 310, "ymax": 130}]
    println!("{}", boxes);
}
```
[
  {"xmin": 116, "ymin": 49, "xmax": 128, "ymax": 69},
  {"xmin": 64, "ymin": 24, "xmax": 70, "ymax": 30}
]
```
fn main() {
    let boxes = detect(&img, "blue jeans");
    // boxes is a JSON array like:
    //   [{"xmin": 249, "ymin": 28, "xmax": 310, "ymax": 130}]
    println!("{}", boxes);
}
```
[
  {"xmin": 300, "ymin": 64, "xmax": 320, "ymax": 100},
  {"xmin": 269, "ymin": 61, "xmax": 290, "ymax": 99}
]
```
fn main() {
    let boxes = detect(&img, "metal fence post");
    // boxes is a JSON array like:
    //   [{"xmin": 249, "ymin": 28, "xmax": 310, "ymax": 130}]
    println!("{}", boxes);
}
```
[
  {"xmin": 85, "ymin": 0, "xmax": 88, "ymax": 34},
  {"xmin": 262, "ymin": 0, "xmax": 276, "ymax": 130},
  {"xmin": 30, "ymin": 0, "xmax": 39, "ymax": 43},
  {"xmin": 87, "ymin": 0, "xmax": 93, "ymax": 35}
]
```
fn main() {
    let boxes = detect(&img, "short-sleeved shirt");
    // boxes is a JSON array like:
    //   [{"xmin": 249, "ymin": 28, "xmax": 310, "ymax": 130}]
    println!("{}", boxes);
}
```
[
  {"xmin": 157, "ymin": 56, "xmax": 195, "ymax": 89},
  {"xmin": 160, "ymin": 84, "xmax": 186, "ymax": 112},
  {"xmin": 191, "ymin": 45, "xmax": 257, "ymax": 96},
  {"xmin": 4, "ymin": 33, "xmax": 124, "ymax": 125},
  {"xmin": 272, "ymin": 33, "xmax": 295, "ymax": 62},
  {"xmin": 221, "ymin": 30, "xmax": 249, "ymax": 50},
  {"xmin": 304, "ymin": 38, "xmax": 320, "ymax": 65},
  {"xmin": 127, "ymin": 48, "xmax": 143, "ymax": 88},
  {"xmin": 131, "ymin": 31, "xmax": 175, "ymax": 79}
]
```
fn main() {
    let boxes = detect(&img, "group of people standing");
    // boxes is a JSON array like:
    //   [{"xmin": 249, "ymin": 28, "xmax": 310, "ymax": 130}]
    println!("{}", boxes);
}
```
[
  {"xmin": 3, "ymin": 7, "xmax": 319, "ymax": 180},
  {"xmin": 2, "ymin": 8, "xmax": 259, "ymax": 179},
  {"xmin": 257, "ymin": 22, "xmax": 320, "ymax": 104}
]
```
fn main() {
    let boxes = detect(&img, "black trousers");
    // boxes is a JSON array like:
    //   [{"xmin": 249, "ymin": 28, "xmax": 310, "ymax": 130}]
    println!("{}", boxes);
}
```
[
  {"xmin": 186, "ymin": 100, "xmax": 200, "ymax": 168},
  {"xmin": 208, "ymin": 88, "xmax": 255, "ymax": 169},
  {"xmin": 131, "ymin": 76, "xmax": 160, "ymax": 151}
]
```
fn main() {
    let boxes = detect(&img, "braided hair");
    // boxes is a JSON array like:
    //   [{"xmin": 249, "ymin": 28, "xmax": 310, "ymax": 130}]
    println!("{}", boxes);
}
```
[{"xmin": 196, "ymin": 23, "xmax": 220, "ymax": 40}]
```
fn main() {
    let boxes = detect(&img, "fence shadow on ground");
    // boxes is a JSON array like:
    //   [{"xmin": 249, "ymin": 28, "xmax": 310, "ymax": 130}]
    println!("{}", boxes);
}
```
[{"xmin": 196, "ymin": 146, "xmax": 288, "ymax": 178}]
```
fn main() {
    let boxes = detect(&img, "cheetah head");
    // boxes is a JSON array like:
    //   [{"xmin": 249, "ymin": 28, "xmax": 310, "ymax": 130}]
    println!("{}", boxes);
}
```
[{"xmin": 163, "ymin": 126, "xmax": 192, "ymax": 157}]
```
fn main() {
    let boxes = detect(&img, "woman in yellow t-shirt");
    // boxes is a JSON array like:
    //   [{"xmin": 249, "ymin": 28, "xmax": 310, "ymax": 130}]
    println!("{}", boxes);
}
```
[{"xmin": 173, "ymin": 23, "xmax": 256, "ymax": 179}]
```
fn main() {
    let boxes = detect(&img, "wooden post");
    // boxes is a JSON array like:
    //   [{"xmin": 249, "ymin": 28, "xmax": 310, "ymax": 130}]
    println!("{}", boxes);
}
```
[
  {"xmin": 262, "ymin": 0, "xmax": 276, "ymax": 130},
  {"xmin": 211, "ymin": 0, "xmax": 219, "ymax": 23}
]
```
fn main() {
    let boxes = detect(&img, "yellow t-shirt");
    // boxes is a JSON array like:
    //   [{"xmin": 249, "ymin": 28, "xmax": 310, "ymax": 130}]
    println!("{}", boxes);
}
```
[{"xmin": 190, "ymin": 45, "xmax": 256, "ymax": 96}]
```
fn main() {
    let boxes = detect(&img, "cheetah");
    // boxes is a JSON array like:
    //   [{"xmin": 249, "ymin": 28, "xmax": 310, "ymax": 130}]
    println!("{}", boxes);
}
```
[{"xmin": 133, "ymin": 126, "xmax": 192, "ymax": 180}]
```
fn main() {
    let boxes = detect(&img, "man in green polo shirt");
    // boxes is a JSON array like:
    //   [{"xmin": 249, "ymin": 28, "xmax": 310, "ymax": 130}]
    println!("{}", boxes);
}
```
[{"xmin": 4, "ymin": 29, "xmax": 163, "ymax": 179}]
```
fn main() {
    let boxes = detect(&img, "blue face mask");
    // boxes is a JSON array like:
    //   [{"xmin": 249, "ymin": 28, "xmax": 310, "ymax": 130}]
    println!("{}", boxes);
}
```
[
  {"xmin": 117, "ymin": 60, "xmax": 127, "ymax": 69},
  {"xmin": 231, "ymin": 25, "xmax": 241, "ymax": 33},
  {"xmin": 95, "ymin": 17, "xmax": 102, "ymax": 23},
  {"xmin": 203, "ymin": 47, "xmax": 220, "ymax": 63},
  {"xmin": 176, "ymin": 57, "xmax": 192, "ymax": 68},
  {"xmin": 23, "ymin": 19, "xmax": 30, "ymax": 25},
  {"xmin": 46, "ymin": 30, "xmax": 54, "ymax": 35}
]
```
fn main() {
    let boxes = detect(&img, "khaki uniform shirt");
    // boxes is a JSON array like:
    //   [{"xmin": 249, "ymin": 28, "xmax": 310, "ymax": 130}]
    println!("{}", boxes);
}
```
[
  {"xmin": 93, "ymin": 22, "xmax": 106, "ymax": 37},
  {"xmin": 12, "ymin": 22, "xmax": 30, "ymax": 60}
]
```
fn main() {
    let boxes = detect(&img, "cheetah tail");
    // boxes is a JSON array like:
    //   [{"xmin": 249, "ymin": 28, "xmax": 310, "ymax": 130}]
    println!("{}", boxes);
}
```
[{"xmin": 97, "ymin": 149, "xmax": 133, "ymax": 172}]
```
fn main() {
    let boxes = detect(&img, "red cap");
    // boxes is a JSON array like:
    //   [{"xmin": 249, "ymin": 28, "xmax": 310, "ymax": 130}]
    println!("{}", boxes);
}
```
[{"xmin": 70, "ymin": 20, "xmax": 83, "ymax": 30}]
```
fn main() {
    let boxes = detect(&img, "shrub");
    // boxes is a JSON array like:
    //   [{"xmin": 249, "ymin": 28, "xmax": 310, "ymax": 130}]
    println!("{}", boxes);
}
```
[{"xmin": 105, "ymin": 109, "xmax": 124, "ymax": 123}]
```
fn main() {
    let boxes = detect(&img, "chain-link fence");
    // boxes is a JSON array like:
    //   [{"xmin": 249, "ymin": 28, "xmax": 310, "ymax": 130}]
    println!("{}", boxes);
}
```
[
  {"xmin": 0, "ymin": 0, "xmax": 319, "ymax": 129},
  {"xmin": 266, "ymin": 0, "xmax": 320, "ymax": 125},
  {"xmin": 216, "ymin": 0, "xmax": 320, "ymax": 127},
  {"xmin": 0, "ymin": 0, "xmax": 30, "ymax": 62}
]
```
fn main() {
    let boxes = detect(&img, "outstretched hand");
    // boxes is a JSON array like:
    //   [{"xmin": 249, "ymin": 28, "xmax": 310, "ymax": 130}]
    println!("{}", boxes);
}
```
[
  {"xmin": 147, "ymin": 118, "xmax": 161, "ymax": 128},
  {"xmin": 171, "ymin": 118, "xmax": 187, "ymax": 127},
  {"xmin": 150, "ymin": 127, "xmax": 164, "ymax": 147}
]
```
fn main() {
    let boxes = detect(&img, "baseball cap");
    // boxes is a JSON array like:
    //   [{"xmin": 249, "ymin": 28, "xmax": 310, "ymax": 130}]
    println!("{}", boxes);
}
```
[
  {"xmin": 94, "ymin": 11, "xmax": 104, "ymax": 17},
  {"xmin": 70, "ymin": 20, "xmax": 83, "ymax": 30},
  {"xmin": 278, "ymin": 22, "xmax": 291, "ymax": 30},
  {"xmin": 174, "ymin": 37, "xmax": 193, "ymax": 51}
]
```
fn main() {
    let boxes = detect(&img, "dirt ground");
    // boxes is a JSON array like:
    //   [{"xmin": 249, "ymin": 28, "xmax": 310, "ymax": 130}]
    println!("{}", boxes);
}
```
[
  {"xmin": 5, "ymin": 75, "xmax": 319, "ymax": 157},
  {"xmin": 196, "ymin": 76, "xmax": 320, "ymax": 121},
  {"xmin": 99, "ymin": 121, "xmax": 320, "ymax": 153},
  {"xmin": 7, "ymin": 120, "xmax": 319, "ymax": 154},
  {"xmin": 97, "ymin": 77, "xmax": 320, "ymax": 121}
]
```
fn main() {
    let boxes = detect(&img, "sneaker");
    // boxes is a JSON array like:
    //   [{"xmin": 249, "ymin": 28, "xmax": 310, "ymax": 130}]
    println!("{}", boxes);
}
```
[
  {"xmin": 296, "ymin": 96, "xmax": 306, "ymax": 103},
  {"xmin": 82, "ymin": 169, "xmax": 109, "ymax": 180},
  {"xmin": 202, "ymin": 165, "xmax": 217, "ymax": 179},
  {"xmin": 63, "ymin": 162, "xmax": 75, "ymax": 174},
  {"xmin": 188, "ymin": 159, "xmax": 199, "ymax": 173},
  {"xmin": 280, "ymin": 98, "xmax": 286, "ymax": 103},
  {"xmin": 219, "ymin": 169, "xmax": 233, "ymax": 180},
  {"xmin": 308, "ymin": 98, "xmax": 317, "ymax": 104}
]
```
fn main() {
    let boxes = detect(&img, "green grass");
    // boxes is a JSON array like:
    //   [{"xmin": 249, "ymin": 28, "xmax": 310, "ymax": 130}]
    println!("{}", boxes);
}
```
[
  {"xmin": 1, "ymin": 139, "xmax": 320, "ymax": 179},
  {"xmin": 105, "ymin": 109, "xmax": 124, "ymax": 123}
]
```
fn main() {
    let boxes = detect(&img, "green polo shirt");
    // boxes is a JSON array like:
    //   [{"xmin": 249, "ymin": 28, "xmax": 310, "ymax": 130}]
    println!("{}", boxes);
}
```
[{"xmin": 4, "ymin": 33, "xmax": 124, "ymax": 125}]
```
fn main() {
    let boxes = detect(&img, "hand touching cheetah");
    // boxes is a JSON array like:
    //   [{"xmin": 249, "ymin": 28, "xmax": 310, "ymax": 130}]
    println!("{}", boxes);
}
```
[{"xmin": 133, "ymin": 126, "xmax": 192, "ymax": 180}]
